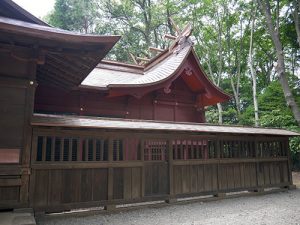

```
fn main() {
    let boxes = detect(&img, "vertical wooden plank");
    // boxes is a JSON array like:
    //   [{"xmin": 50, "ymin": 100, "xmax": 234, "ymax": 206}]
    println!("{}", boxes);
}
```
[
  {"xmin": 168, "ymin": 140, "xmax": 174, "ymax": 197},
  {"xmin": 60, "ymin": 138, "xmax": 64, "ymax": 161},
  {"xmin": 116, "ymin": 140, "xmax": 119, "ymax": 161},
  {"xmin": 215, "ymin": 139, "xmax": 220, "ymax": 192},
  {"xmin": 180, "ymin": 140, "xmax": 183, "ymax": 160},
  {"xmin": 269, "ymin": 163, "xmax": 275, "ymax": 185},
  {"xmin": 32, "ymin": 170, "xmax": 49, "ymax": 207},
  {"xmin": 285, "ymin": 138, "xmax": 293, "ymax": 184},
  {"xmin": 20, "ymin": 77, "xmax": 36, "ymax": 205},
  {"xmin": 240, "ymin": 163, "xmax": 245, "ymax": 188},
  {"xmin": 93, "ymin": 139, "xmax": 96, "ymax": 161},
  {"xmin": 131, "ymin": 167, "xmax": 141, "ymax": 199},
  {"xmin": 181, "ymin": 166, "xmax": 190, "ymax": 193},
  {"xmin": 263, "ymin": 163, "xmax": 270, "ymax": 186},
  {"xmin": 251, "ymin": 163, "xmax": 258, "ymax": 187},
  {"xmin": 100, "ymin": 140, "xmax": 104, "ymax": 161},
  {"xmin": 233, "ymin": 164, "xmax": 241, "ymax": 189},
  {"xmin": 85, "ymin": 139, "xmax": 89, "ymax": 161},
  {"xmin": 77, "ymin": 138, "xmax": 81, "ymax": 161},
  {"xmin": 227, "ymin": 165, "xmax": 235, "ymax": 189},
  {"xmin": 212, "ymin": 164, "xmax": 218, "ymax": 191},
  {"xmin": 197, "ymin": 165, "xmax": 204, "ymax": 192},
  {"xmin": 144, "ymin": 164, "xmax": 152, "ymax": 196},
  {"xmin": 282, "ymin": 162, "xmax": 289, "ymax": 183},
  {"xmin": 152, "ymin": 164, "xmax": 159, "ymax": 194},
  {"xmin": 92, "ymin": 168, "xmax": 108, "ymax": 201},
  {"xmin": 274, "ymin": 162, "xmax": 281, "ymax": 184},
  {"xmin": 68, "ymin": 138, "xmax": 73, "ymax": 161},
  {"xmin": 51, "ymin": 137, "xmax": 55, "ymax": 162},
  {"xmin": 174, "ymin": 166, "xmax": 182, "ymax": 194},
  {"xmin": 42, "ymin": 136, "xmax": 46, "ymax": 162},
  {"xmin": 244, "ymin": 164, "xmax": 251, "ymax": 188},
  {"xmin": 31, "ymin": 134, "xmax": 38, "ymax": 162},
  {"xmin": 81, "ymin": 169, "xmax": 93, "ymax": 202},
  {"xmin": 123, "ymin": 168, "xmax": 132, "ymax": 200},
  {"xmin": 107, "ymin": 138, "xmax": 114, "ymax": 201},
  {"xmin": 48, "ymin": 170, "xmax": 62, "ymax": 206},
  {"xmin": 254, "ymin": 139, "xmax": 261, "ymax": 188},
  {"xmin": 62, "ymin": 169, "xmax": 81, "ymax": 203},
  {"xmin": 159, "ymin": 163, "xmax": 168, "ymax": 194},
  {"xmin": 204, "ymin": 164, "xmax": 212, "ymax": 191},
  {"xmin": 140, "ymin": 139, "xmax": 145, "ymax": 197},
  {"xmin": 190, "ymin": 165, "xmax": 198, "ymax": 193}
]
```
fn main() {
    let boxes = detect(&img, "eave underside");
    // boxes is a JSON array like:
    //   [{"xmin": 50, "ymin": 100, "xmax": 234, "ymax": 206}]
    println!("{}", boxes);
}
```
[{"xmin": 0, "ymin": 16, "xmax": 120, "ymax": 89}]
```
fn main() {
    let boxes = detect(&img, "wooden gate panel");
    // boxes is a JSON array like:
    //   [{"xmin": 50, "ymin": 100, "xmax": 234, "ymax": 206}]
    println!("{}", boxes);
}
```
[
  {"xmin": 145, "ymin": 163, "xmax": 168, "ymax": 196},
  {"xmin": 0, "ymin": 187, "xmax": 20, "ymax": 202},
  {"xmin": 31, "ymin": 170, "xmax": 49, "ymax": 207},
  {"xmin": 48, "ymin": 170, "xmax": 62, "ymax": 206},
  {"xmin": 92, "ymin": 169, "xmax": 108, "ymax": 201},
  {"xmin": 113, "ymin": 167, "xmax": 142, "ymax": 200}
]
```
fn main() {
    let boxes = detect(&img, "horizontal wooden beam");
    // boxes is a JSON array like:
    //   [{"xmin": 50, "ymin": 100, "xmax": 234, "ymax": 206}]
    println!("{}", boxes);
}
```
[
  {"xmin": 0, "ymin": 178, "xmax": 21, "ymax": 187},
  {"xmin": 149, "ymin": 47, "xmax": 165, "ymax": 53},
  {"xmin": 31, "ymin": 161, "xmax": 144, "ymax": 170},
  {"xmin": 164, "ymin": 34, "xmax": 177, "ymax": 40},
  {"xmin": 136, "ymin": 57, "xmax": 150, "ymax": 62}
]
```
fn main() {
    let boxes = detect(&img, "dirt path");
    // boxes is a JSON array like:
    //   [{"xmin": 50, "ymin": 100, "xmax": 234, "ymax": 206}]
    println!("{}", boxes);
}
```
[{"xmin": 37, "ymin": 188, "xmax": 300, "ymax": 225}]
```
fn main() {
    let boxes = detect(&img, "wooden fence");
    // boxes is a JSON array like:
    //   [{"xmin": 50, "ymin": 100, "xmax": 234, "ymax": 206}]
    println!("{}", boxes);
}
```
[{"xmin": 29, "ymin": 127, "xmax": 293, "ymax": 213}]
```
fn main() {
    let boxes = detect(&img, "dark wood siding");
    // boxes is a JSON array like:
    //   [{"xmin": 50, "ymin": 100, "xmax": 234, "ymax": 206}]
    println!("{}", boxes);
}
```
[
  {"xmin": 28, "ymin": 127, "xmax": 293, "ymax": 213},
  {"xmin": 34, "ymin": 77, "xmax": 205, "ymax": 123}
]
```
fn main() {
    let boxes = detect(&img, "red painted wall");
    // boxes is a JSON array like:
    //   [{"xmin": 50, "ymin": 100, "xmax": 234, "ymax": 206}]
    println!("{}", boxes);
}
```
[{"xmin": 34, "ymin": 77, "xmax": 205, "ymax": 123}]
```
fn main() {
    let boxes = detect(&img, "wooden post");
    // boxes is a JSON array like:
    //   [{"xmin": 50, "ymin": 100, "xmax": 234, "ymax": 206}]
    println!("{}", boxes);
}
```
[
  {"xmin": 214, "ymin": 138, "xmax": 225, "ymax": 197},
  {"xmin": 253, "ymin": 138, "xmax": 264, "ymax": 192},
  {"xmin": 140, "ymin": 139, "xmax": 145, "ymax": 198},
  {"xmin": 285, "ymin": 138, "xmax": 296, "ymax": 189},
  {"xmin": 20, "ymin": 61, "xmax": 37, "ymax": 206},
  {"xmin": 166, "ymin": 140, "xmax": 176, "ymax": 203},
  {"xmin": 105, "ymin": 138, "xmax": 116, "ymax": 210}
]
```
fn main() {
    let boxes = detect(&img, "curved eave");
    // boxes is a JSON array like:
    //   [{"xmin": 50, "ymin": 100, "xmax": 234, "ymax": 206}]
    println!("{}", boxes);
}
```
[
  {"xmin": 0, "ymin": 16, "xmax": 121, "ymax": 45},
  {"xmin": 190, "ymin": 49, "xmax": 231, "ymax": 106},
  {"xmin": 0, "ymin": 16, "xmax": 121, "ymax": 89}
]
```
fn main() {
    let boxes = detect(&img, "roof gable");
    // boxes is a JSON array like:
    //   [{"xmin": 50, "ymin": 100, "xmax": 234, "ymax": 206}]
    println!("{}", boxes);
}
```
[{"xmin": 81, "ymin": 40, "xmax": 231, "ymax": 106}]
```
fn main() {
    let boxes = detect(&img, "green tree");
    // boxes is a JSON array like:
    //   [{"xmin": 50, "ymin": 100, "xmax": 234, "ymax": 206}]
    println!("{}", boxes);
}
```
[{"xmin": 47, "ymin": 0, "xmax": 99, "ymax": 33}]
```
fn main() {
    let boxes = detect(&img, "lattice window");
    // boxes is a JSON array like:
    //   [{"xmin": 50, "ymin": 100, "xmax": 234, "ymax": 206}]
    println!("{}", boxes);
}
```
[
  {"xmin": 257, "ymin": 141, "xmax": 286, "ymax": 157},
  {"xmin": 35, "ymin": 136, "xmax": 108, "ymax": 162},
  {"xmin": 113, "ymin": 139, "xmax": 123, "ymax": 161},
  {"xmin": 173, "ymin": 139, "xmax": 212, "ymax": 160},
  {"xmin": 144, "ymin": 140, "xmax": 167, "ymax": 161}
]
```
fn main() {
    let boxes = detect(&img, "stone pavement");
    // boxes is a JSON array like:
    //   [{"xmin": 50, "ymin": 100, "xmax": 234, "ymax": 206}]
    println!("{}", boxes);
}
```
[{"xmin": 0, "ymin": 210, "xmax": 36, "ymax": 225}]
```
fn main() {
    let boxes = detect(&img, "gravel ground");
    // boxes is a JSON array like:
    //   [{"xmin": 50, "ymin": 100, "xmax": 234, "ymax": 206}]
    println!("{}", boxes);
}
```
[{"xmin": 37, "ymin": 188, "xmax": 300, "ymax": 225}]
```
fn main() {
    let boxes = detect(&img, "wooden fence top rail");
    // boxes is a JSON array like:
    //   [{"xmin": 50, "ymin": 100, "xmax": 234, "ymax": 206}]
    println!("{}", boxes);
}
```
[{"xmin": 32, "ymin": 113, "xmax": 300, "ymax": 137}]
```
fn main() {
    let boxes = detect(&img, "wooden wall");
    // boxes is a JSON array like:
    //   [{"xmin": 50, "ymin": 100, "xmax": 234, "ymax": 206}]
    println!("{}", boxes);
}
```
[
  {"xmin": 0, "ymin": 50, "xmax": 36, "ymax": 209},
  {"xmin": 28, "ymin": 127, "xmax": 293, "ymax": 213},
  {"xmin": 34, "ymin": 77, "xmax": 205, "ymax": 123}
]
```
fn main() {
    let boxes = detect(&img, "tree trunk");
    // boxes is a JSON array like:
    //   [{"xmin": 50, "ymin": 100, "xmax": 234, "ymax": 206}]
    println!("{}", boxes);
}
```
[
  {"xmin": 249, "ymin": 5, "xmax": 259, "ymax": 127},
  {"xmin": 258, "ymin": 0, "xmax": 300, "ymax": 126},
  {"xmin": 217, "ymin": 103, "xmax": 223, "ymax": 124},
  {"xmin": 293, "ymin": 0, "xmax": 300, "ymax": 46},
  {"xmin": 206, "ymin": 58, "xmax": 223, "ymax": 124}
]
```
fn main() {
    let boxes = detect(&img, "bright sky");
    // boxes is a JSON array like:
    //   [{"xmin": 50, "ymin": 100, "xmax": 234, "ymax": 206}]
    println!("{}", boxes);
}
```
[{"xmin": 12, "ymin": 0, "xmax": 55, "ymax": 19}]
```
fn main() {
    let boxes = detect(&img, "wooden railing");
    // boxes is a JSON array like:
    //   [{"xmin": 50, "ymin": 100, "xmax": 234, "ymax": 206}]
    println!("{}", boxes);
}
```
[{"xmin": 29, "ymin": 127, "xmax": 293, "ymax": 213}]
